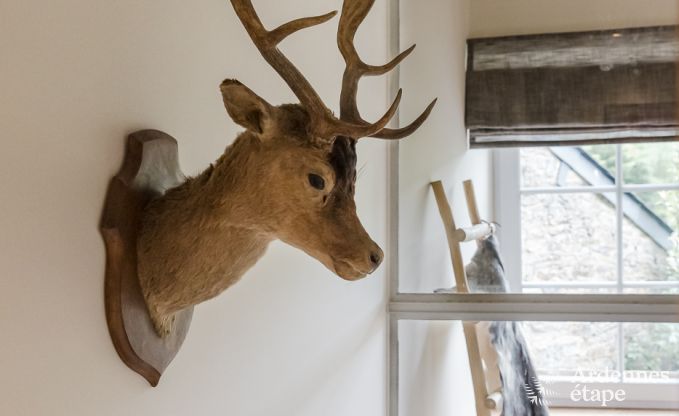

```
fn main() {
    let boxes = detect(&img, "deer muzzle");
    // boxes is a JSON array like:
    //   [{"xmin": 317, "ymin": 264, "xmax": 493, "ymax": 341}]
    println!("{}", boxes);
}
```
[{"xmin": 331, "ymin": 241, "xmax": 384, "ymax": 281}]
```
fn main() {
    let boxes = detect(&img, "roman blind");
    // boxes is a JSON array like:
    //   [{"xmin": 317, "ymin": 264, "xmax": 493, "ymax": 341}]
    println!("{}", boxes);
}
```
[{"xmin": 466, "ymin": 25, "xmax": 679, "ymax": 148}]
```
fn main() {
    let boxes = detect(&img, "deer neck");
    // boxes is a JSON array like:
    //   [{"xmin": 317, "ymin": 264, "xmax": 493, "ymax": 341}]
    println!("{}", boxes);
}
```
[
  {"xmin": 167, "ymin": 132, "xmax": 273, "ymax": 239},
  {"xmin": 191, "ymin": 132, "xmax": 273, "ymax": 229},
  {"xmin": 137, "ymin": 132, "xmax": 273, "ymax": 329}
]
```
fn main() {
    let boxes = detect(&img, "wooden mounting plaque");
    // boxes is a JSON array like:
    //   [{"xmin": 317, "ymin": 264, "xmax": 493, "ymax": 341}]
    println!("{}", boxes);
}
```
[{"xmin": 101, "ymin": 129, "xmax": 193, "ymax": 386}]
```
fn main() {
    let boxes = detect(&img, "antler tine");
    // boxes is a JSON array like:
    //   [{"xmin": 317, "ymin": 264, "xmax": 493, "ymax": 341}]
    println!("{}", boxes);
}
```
[
  {"xmin": 337, "ymin": 0, "xmax": 436, "ymax": 140},
  {"xmin": 230, "ymin": 0, "xmax": 336, "ymax": 125},
  {"xmin": 328, "ymin": 88, "xmax": 403, "ymax": 138},
  {"xmin": 269, "ymin": 11, "xmax": 338, "ymax": 44},
  {"xmin": 370, "ymin": 98, "xmax": 438, "ymax": 139},
  {"xmin": 337, "ymin": 0, "xmax": 377, "ymax": 121}
]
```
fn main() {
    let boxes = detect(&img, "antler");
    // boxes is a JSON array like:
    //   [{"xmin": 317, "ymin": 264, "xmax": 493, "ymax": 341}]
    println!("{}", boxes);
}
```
[
  {"xmin": 338, "ymin": 0, "xmax": 437, "ymax": 139},
  {"xmin": 230, "ymin": 0, "xmax": 434, "ymax": 140}
]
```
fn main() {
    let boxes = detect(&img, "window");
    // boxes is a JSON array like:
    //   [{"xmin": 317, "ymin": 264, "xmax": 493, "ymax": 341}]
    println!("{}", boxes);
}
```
[
  {"xmin": 497, "ymin": 143, "xmax": 679, "ymax": 293},
  {"xmin": 492, "ymin": 142, "xmax": 679, "ymax": 408}
]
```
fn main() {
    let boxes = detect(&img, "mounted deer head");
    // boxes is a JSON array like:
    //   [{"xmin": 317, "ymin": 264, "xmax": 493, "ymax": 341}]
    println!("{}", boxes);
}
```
[{"xmin": 137, "ymin": 0, "xmax": 436, "ymax": 336}]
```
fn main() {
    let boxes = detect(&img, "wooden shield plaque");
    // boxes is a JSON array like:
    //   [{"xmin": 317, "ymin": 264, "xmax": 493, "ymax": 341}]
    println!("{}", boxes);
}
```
[{"xmin": 101, "ymin": 130, "xmax": 193, "ymax": 386}]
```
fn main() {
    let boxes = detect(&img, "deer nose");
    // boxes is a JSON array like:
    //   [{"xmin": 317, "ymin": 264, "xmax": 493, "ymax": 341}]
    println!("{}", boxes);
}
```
[{"xmin": 369, "ymin": 250, "xmax": 383, "ymax": 271}]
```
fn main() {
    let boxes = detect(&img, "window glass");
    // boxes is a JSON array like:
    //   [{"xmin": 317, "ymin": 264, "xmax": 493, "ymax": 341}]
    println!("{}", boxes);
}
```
[
  {"xmin": 526, "ymin": 321, "xmax": 620, "ymax": 379},
  {"xmin": 519, "ymin": 145, "xmax": 679, "ymax": 295},
  {"xmin": 521, "ymin": 192, "xmax": 617, "ymax": 285},
  {"xmin": 521, "ymin": 146, "xmax": 616, "ymax": 188},
  {"xmin": 622, "ymin": 142, "xmax": 679, "ymax": 184},
  {"xmin": 624, "ymin": 323, "xmax": 679, "ymax": 380},
  {"xmin": 581, "ymin": 145, "xmax": 617, "ymax": 177},
  {"xmin": 623, "ymin": 191, "xmax": 679, "ymax": 292}
]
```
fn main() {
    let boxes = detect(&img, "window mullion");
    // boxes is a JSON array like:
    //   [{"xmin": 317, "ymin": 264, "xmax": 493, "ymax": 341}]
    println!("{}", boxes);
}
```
[
  {"xmin": 621, "ymin": 183, "xmax": 679, "ymax": 193},
  {"xmin": 615, "ymin": 144, "xmax": 625, "ymax": 381},
  {"xmin": 616, "ymin": 144, "xmax": 624, "ymax": 292},
  {"xmin": 520, "ymin": 185, "xmax": 617, "ymax": 194}
]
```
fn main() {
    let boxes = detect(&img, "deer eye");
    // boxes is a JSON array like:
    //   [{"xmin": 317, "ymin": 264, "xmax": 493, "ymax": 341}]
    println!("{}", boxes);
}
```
[{"xmin": 308, "ymin": 173, "xmax": 325, "ymax": 190}]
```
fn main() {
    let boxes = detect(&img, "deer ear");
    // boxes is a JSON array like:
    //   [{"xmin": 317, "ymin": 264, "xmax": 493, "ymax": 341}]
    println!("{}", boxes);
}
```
[{"xmin": 220, "ymin": 79, "xmax": 274, "ymax": 134}]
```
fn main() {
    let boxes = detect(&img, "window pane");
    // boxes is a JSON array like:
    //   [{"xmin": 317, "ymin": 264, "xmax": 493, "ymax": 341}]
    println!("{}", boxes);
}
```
[
  {"xmin": 522, "ymin": 192, "xmax": 617, "ymax": 284},
  {"xmin": 635, "ymin": 190, "xmax": 679, "ymax": 230},
  {"xmin": 622, "ymin": 191, "xmax": 679, "ymax": 292},
  {"xmin": 525, "ymin": 321, "xmax": 619, "ymax": 379},
  {"xmin": 581, "ymin": 144, "xmax": 617, "ymax": 174},
  {"xmin": 624, "ymin": 323, "xmax": 679, "ymax": 381},
  {"xmin": 622, "ymin": 142, "xmax": 679, "ymax": 184},
  {"xmin": 521, "ymin": 147, "xmax": 584, "ymax": 188},
  {"xmin": 520, "ymin": 146, "xmax": 616, "ymax": 188}
]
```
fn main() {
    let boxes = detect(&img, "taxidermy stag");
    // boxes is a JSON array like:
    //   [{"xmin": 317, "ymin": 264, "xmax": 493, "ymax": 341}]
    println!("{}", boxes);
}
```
[{"xmin": 137, "ymin": 0, "xmax": 436, "ymax": 335}]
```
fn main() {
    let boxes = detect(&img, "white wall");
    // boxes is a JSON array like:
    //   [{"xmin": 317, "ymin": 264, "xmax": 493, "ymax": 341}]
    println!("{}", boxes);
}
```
[
  {"xmin": 398, "ymin": 0, "xmax": 492, "ymax": 295},
  {"xmin": 471, "ymin": 0, "xmax": 679, "ymax": 37},
  {"xmin": 0, "ymin": 1, "xmax": 394, "ymax": 415},
  {"xmin": 397, "ymin": 0, "xmax": 485, "ymax": 415}
]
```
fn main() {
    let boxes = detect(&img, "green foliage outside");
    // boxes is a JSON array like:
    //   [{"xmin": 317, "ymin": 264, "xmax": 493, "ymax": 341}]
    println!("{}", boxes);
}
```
[{"xmin": 624, "ymin": 323, "xmax": 679, "ymax": 375}]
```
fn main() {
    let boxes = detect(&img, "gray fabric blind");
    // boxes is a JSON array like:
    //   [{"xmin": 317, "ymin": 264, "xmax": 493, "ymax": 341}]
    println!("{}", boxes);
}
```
[{"xmin": 466, "ymin": 25, "xmax": 679, "ymax": 148}]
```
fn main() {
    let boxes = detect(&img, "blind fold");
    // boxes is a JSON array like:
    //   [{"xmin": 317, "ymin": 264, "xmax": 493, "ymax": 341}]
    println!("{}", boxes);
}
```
[{"xmin": 466, "ymin": 25, "xmax": 679, "ymax": 148}]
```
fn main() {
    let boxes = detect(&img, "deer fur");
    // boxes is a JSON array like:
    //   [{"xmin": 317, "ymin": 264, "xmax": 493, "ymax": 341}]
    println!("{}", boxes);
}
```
[{"xmin": 138, "ymin": 82, "xmax": 381, "ymax": 335}]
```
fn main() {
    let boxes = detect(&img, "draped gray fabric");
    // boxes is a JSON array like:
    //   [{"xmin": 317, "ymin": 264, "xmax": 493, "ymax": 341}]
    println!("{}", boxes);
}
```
[
  {"xmin": 466, "ymin": 25, "xmax": 679, "ymax": 148},
  {"xmin": 466, "ymin": 235, "xmax": 550, "ymax": 415}
]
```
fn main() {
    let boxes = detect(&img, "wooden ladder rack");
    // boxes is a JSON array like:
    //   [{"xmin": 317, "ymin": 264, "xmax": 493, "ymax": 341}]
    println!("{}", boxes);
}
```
[{"xmin": 431, "ymin": 179, "xmax": 503, "ymax": 416}]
